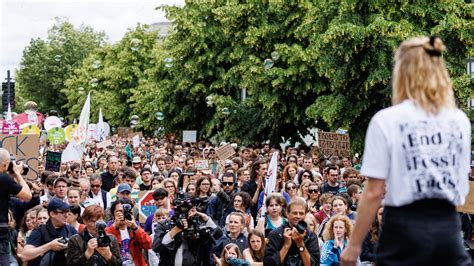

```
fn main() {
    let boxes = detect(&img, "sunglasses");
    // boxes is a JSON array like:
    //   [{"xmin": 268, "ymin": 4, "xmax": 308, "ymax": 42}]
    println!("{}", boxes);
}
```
[
  {"xmin": 222, "ymin": 182, "xmax": 234, "ymax": 187},
  {"xmin": 302, "ymin": 174, "xmax": 310, "ymax": 178},
  {"xmin": 309, "ymin": 189, "xmax": 319, "ymax": 194},
  {"xmin": 288, "ymin": 160, "xmax": 296, "ymax": 163},
  {"xmin": 287, "ymin": 186, "xmax": 296, "ymax": 190}
]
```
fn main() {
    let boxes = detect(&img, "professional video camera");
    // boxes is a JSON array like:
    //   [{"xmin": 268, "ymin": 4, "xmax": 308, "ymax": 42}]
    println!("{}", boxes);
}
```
[
  {"xmin": 171, "ymin": 191, "xmax": 220, "ymax": 241},
  {"xmin": 96, "ymin": 220, "xmax": 111, "ymax": 247}
]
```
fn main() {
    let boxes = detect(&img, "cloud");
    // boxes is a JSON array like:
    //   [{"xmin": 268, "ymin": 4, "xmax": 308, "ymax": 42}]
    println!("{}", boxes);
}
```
[{"xmin": 0, "ymin": 0, "xmax": 184, "ymax": 78}]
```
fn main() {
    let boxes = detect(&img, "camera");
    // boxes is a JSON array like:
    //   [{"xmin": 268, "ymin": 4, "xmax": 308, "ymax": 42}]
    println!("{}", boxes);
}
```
[
  {"xmin": 7, "ymin": 155, "xmax": 29, "ymax": 175},
  {"xmin": 96, "ymin": 220, "xmax": 111, "ymax": 247},
  {"xmin": 58, "ymin": 237, "xmax": 69, "ymax": 244},
  {"xmin": 295, "ymin": 220, "xmax": 307, "ymax": 234},
  {"xmin": 123, "ymin": 203, "xmax": 133, "ymax": 221},
  {"xmin": 170, "ymin": 192, "xmax": 221, "ymax": 241}
]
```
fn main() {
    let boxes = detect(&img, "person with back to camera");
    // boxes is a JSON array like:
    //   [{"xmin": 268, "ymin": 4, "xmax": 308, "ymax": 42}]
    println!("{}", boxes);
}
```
[
  {"xmin": 0, "ymin": 147, "xmax": 32, "ymax": 265},
  {"xmin": 341, "ymin": 36, "xmax": 472, "ymax": 265}
]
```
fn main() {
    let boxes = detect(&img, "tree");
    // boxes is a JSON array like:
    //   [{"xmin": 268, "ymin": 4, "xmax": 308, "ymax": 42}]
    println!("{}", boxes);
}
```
[
  {"xmin": 147, "ymin": 1, "xmax": 472, "ymax": 150},
  {"xmin": 63, "ymin": 24, "xmax": 160, "ymax": 127},
  {"xmin": 16, "ymin": 18, "xmax": 106, "ymax": 114}
]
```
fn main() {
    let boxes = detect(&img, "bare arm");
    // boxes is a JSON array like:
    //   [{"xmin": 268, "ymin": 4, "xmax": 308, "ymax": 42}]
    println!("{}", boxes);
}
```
[
  {"xmin": 341, "ymin": 178, "xmax": 385, "ymax": 265},
  {"xmin": 21, "ymin": 243, "xmax": 52, "ymax": 261}
]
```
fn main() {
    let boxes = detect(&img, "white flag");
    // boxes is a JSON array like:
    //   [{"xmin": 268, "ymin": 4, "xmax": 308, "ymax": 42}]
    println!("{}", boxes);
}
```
[
  {"xmin": 62, "ymin": 93, "xmax": 91, "ymax": 162},
  {"xmin": 95, "ymin": 108, "xmax": 106, "ymax": 142},
  {"xmin": 262, "ymin": 151, "xmax": 279, "ymax": 215}
]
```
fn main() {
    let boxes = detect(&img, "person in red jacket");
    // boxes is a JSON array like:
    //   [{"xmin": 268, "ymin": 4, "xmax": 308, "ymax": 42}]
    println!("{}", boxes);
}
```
[{"xmin": 106, "ymin": 198, "xmax": 152, "ymax": 266}]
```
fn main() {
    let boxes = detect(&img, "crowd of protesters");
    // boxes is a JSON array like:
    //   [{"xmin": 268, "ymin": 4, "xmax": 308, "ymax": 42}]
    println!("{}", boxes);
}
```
[{"xmin": 0, "ymin": 130, "xmax": 377, "ymax": 266}]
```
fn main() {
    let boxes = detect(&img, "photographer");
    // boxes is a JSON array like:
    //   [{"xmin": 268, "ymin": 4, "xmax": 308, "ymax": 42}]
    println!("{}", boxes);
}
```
[
  {"xmin": 153, "ymin": 193, "xmax": 220, "ymax": 266},
  {"xmin": 0, "ymin": 147, "xmax": 32, "ymax": 266},
  {"xmin": 105, "ymin": 198, "xmax": 152, "ymax": 266},
  {"xmin": 21, "ymin": 198, "xmax": 77, "ymax": 266},
  {"xmin": 67, "ymin": 205, "xmax": 121, "ymax": 265},
  {"xmin": 264, "ymin": 197, "xmax": 320, "ymax": 266}
]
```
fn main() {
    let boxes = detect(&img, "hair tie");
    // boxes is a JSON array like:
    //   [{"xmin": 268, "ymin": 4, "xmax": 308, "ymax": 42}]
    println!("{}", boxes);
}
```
[{"xmin": 425, "ymin": 35, "xmax": 441, "ymax": 57}]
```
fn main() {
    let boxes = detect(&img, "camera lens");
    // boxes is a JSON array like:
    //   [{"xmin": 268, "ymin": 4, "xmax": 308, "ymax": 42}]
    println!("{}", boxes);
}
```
[{"xmin": 296, "ymin": 220, "xmax": 307, "ymax": 234}]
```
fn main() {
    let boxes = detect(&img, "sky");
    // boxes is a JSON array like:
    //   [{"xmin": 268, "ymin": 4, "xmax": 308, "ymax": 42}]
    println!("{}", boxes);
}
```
[{"xmin": 0, "ymin": 0, "xmax": 184, "ymax": 81}]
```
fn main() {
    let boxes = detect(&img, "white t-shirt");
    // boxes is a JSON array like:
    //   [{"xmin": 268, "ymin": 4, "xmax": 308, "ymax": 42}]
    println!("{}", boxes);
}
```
[{"xmin": 361, "ymin": 100, "xmax": 471, "ymax": 207}]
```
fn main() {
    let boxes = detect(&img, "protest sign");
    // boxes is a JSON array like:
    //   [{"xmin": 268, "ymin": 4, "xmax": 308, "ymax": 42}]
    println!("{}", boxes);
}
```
[
  {"xmin": 0, "ymin": 134, "xmax": 39, "ymax": 181},
  {"xmin": 64, "ymin": 124, "xmax": 77, "ymax": 141},
  {"xmin": 96, "ymin": 139, "xmax": 112, "ymax": 149},
  {"xmin": 132, "ymin": 135, "xmax": 140, "ymax": 148},
  {"xmin": 138, "ymin": 191, "xmax": 156, "ymax": 223},
  {"xmin": 87, "ymin": 124, "xmax": 97, "ymax": 141},
  {"xmin": 317, "ymin": 131, "xmax": 350, "ymax": 157},
  {"xmin": 21, "ymin": 124, "xmax": 40, "ymax": 135},
  {"xmin": 47, "ymin": 127, "xmax": 66, "ymax": 144},
  {"xmin": 117, "ymin": 127, "xmax": 131, "ymax": 138},
  {"xmin": 457, "ymin": 182, "xmax": 474, "ymax": 214},
  {"xmin": 2, "ymin": 121, "xmax": 20, "ymax": 135},
  {"xmin": 45, "ymin": 151, "xmax": 62, "ymax": 172},
  {"xmin": 183, "ymin": 130, "xmax": 197, "ymax": 143},
  {"xmin": 216, "ymin": 143, "xmax": 235, "ymax": 161},
  {"xmin": 128, "ymin": 131, "xmax": 143, "ymax": 138},
  {"xmin": 194, "ymin": 158, "xmax": 210, "ymax": 170},
  {"xmin": 44, "ymin": 116, "xmax": 62, "ymax": 131}
]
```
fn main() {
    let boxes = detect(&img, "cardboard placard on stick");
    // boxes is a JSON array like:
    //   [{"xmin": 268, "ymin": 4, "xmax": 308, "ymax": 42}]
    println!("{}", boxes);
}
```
[
  {"xmin": 194, "ymin": 158, "xmax": 210, "ymax": 171},
  {"xmin": 96, "ymin": 139, "xmax": 112, "ymax": 149},
  {"xmin": 317, "ymin": 131, "xmax": 350, "ymax": 157},
  {"xmin": 128, "ymin": 131, "xmax": 143, "ymax": 138},
  {"xmin": 457, "ymin": 181, "xmax": 474, "ymax": 214},
  {"xmin": 45, "ymin": 151, "xmax": 62, "ymax": 172},
  {"xmin": 117, "ymin": 127, "xmax": 132, "ymax": 138},
  {"xmin": 0, "ymin": 135, "xmax": 40, "ymax": 181},
  {"xmin": 216, "ymin": 143, "xmax": 235, "ymax": 161}
]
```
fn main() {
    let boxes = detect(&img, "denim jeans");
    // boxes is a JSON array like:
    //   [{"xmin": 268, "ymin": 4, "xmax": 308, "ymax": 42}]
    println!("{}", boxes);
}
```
[{"xmin": 377, "ymin": 199, "xmax": 472, "ymax": 266}]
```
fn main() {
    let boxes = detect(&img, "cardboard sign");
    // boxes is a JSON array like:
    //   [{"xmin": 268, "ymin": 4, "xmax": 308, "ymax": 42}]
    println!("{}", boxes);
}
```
[
  {"xmin": 117, "ymin": 127, "xmax": 132, "ymax": 138},
  {"xmin": 96, "ymin": 139, "xmax": 112, "ymax": 149},
  {"xmin": 194, "ymin": 158, "xmax": 210, "ymax": 170},
  {"xmin": 0, "ymin": 135, "xmax": 40, "ymax": 181},
  {"xmin": 183, "ymin": 130, "xmax": 197, "ymax": 143},
  {"xmin": 128, "ymin": 131, "xmax": 143, "ymax": 138},
  {"xmin": 138, "ymin": 190, "xmax": 156, "ymax": 223},
  {"xmin": 457, "ymin": 181, "xmax": 474, "ymax": 214},
  {"xmin": 317, "ymin": 131, "xmax": 350, "ymax": 157},
  {"xmin": 45, "ymin": 151, "xmax": 62, "ymax": 172},
  {"xmin": 216, "ymin": 143, "xmax": 235, "ymax": 161}
]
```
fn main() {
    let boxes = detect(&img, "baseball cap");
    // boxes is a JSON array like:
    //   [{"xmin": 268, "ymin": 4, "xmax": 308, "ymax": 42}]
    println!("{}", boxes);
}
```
[
  {"xmin": 118, "ymin": 183, "xmax": 132, "ymax": 193},
  {"xmin": 48, "ymin": 198, "xmax": 70, "ymax": 213},
  {"xmin": 132, "ymin": 156, "xmax": 141, "ymax": 163}
]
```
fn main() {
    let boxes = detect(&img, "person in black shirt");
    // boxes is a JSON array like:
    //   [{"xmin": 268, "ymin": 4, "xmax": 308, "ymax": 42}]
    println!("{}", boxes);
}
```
[
  {"xmin": 100, "ymin": 156, "xmax": 119, "ymax": 192},
  {"xmin": 241, "ymin": 160, "xmax": 267, "ymax": 219},
  {"xmin": 264, "ymin": 197, "xmax": 320, "ymax": 266},
  {"xmin": 0, "ymin": 148, "xmax": 32, "ymax": 265},
  {"xmin": 320, "ymin": 166, "xmax": 343, "ymax": 195},
  {"xmin": 139, "ymin": 168, "xmax": 153, "ymax": 191}
]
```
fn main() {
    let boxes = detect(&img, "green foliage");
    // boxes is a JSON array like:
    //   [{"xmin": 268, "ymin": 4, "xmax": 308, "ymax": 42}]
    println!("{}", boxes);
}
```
[
  {"xmin": 63, "ymin": 24, "xmax": 160, "ymax": 126},
  {"xmin": 16, "ymin": 18, "xmax": 106, "ymax": 114}
]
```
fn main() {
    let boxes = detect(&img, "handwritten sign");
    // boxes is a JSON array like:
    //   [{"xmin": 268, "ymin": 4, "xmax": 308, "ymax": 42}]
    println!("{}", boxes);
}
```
[
  {"xmin": 216, "ymin": 143, "xmax": 235, "ymax": 161},
  {"xmin": 45, "ymin": 151, "xmax": 62, "ymax": 172},
  {"xmin": 0, "ymin": 135, "xmax": 40, "ymax": 181},
  {"xmin": 117, "ymin": 127, "xmax": 132, "ymax": 138},
  {"xmin": 96, "ymin": 139, "xmax": 112, "ymax": 149},
  {"xmin": 194, "ymin": 158, "xmax": 210, "ymax": 170},
  {"xmin": 128, "ymin": 131, "xmax": 143, "ymax": 138},
  {"xmin": 317, "ymin": 131, "xmax": 350, "ymax": 157},
  {"xmin": 138, "ymin": 190, "xmax": 156, "ymax": 223}
]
